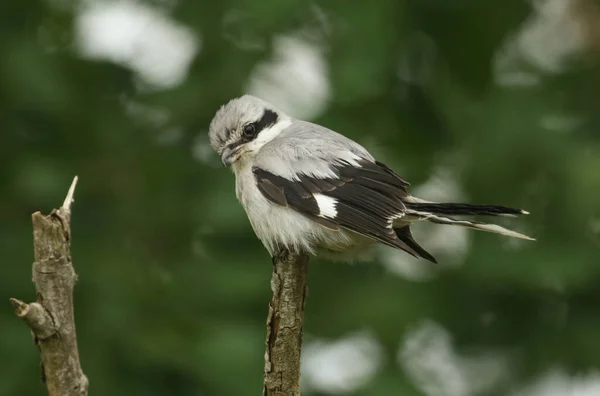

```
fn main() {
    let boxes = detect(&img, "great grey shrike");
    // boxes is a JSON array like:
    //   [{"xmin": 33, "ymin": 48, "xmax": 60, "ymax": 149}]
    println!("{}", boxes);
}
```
[{"xmin": 209, "ymin": 95, "xmax": 533, "ymax": 263}]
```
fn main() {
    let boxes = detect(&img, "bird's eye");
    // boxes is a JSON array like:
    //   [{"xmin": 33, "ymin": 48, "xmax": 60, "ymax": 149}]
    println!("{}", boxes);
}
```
[{"xmin": 243, "ymin": 124, "xmax": 256, "ymax": 138}]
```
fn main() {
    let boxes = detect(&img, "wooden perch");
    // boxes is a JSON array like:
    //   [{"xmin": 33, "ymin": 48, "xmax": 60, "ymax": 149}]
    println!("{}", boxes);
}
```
[
  {"xmin": 10, "ymin": 176, "xmax": 89, "ymax": 396},
  {"xmin": 263, "ymin": 249, "xmax": 309, "ymax": 396}
]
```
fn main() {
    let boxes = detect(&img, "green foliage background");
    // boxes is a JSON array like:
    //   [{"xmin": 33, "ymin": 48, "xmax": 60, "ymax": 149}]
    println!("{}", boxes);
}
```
[{"xmin": 2, "ymin": 0, "xmax": 600, "ymax": 395}]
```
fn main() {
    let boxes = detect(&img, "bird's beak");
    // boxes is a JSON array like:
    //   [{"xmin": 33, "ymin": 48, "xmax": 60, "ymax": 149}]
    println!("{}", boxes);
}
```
[{"xmin": 220, "ymin": 145, "xmax": 240, "ymax": 166}]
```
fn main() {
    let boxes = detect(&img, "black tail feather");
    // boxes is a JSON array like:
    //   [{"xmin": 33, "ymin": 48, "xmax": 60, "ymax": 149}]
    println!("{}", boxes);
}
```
[
  {"xmin": 404, "ymin": 202, "xmax": 527, "ymax": 217},
  {"xmin": 394, "ymin": 226, "xmax": 437, "ymax": 264}
]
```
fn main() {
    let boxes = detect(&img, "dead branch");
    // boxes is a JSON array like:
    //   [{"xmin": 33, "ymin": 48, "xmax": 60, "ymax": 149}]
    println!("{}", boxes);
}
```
[
  {"xmin": 10, "ymin": 176, "xmax": 88, "ymax": 396},
  {"xmin": 263, "ymin": 249, "xmax": 309, "ymax": 396}
]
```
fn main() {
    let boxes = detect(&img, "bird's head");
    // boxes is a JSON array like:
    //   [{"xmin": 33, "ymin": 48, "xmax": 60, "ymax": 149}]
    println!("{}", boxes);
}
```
[{"xmin": 209, "ymin": 95, "xmax": 288, "ymax": 167}]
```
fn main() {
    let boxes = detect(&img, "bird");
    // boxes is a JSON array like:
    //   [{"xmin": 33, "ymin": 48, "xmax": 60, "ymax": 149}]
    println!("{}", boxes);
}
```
[{"xmin": 208, "ymin": 95, "xmax": 534, "ymax": 263}]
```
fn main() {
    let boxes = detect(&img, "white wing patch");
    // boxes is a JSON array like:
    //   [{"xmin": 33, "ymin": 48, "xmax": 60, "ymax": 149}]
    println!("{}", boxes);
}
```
[{"xmin": 314, "ymin": 193, "xmax": 338, "ymax": 218}]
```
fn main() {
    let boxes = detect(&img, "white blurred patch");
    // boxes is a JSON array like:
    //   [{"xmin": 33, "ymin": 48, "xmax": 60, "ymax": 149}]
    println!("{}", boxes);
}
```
[
  {"xmin": 495, "ymin": 0, "xmax": 585, "ymax": 86},
  {"xmin": 191, "ymin": 225, "xmax": 215, "ymax": 260},
  {"xmin": 121, "ymin": 96, "xmax": 171, "ymax": 127},
  {"xmin": 399, "ymin": 320, "xmax": 511, "ymax": 396},
  {"xmin": 191, "ymin": 134, "xmax": 216, "ymax": 165},
  {"xmin": 380, "ymin": 167, "xmax": 469, "ymax": 281},
  {"xmin": 246, "ymin": 35, "xmax": 330, "ymax": 121},
  {"xmin": 513, "ymin": 368, "xmax": 600, "ymax": 396},
  {"xmin": 75, "ymin": 1, "xmax": 200, "ymax": 89},
  {"xmin": 299, "ymin": 3, "xmax": 333, "ymax": 43},
  {"xmin": 120, "ymin": 96, "xmax": 180, "ymax": 145},
  {"xmin": 397, "ymin": 31, "xmax": 437, "ymax": 87},
  {"xmin": 302, "ymin": 331, "xmax": 382, "ymax": 395},
  {"xmin": 155, "ymin": 127, "xmax": 183, "ymax": 146},
  {"xmin": 539, "ymin": 114, "xmax": 585, "ymax": 133},
  {"xmin": 588, "ymin": 216, "xmax": 600, "ymax": 249}
]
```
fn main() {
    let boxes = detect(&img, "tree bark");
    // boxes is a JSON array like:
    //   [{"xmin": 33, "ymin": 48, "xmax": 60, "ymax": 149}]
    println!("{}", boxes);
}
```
[
  {"xmin": 10, "ymin": 176, "xmax": 88, "ymax": 396},
  {"xmin": 263, "ymin": 249, "xmax": 309, "ymax": 396}
]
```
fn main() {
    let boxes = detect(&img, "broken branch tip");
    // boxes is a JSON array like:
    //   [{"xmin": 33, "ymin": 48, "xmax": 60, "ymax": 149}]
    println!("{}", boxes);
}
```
[
  {"xmin": 9, "ymin": 298, "xmax": 29, "ymax": 317},
  {"xmin": 61, "ymin": 176, "xmax": 79, "ymax": 211}
]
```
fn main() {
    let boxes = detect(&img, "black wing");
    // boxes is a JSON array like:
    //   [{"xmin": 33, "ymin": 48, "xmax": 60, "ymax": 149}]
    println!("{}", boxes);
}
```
[{"xmin": 253, "ymin": 160, "xmax": 435, "ymax": 262}]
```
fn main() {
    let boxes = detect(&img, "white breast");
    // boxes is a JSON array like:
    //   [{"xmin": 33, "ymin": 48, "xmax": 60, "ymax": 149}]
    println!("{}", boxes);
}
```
[{"xmin": 232, "ymin": 162, "xmax": 361, "ymax": 256}]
